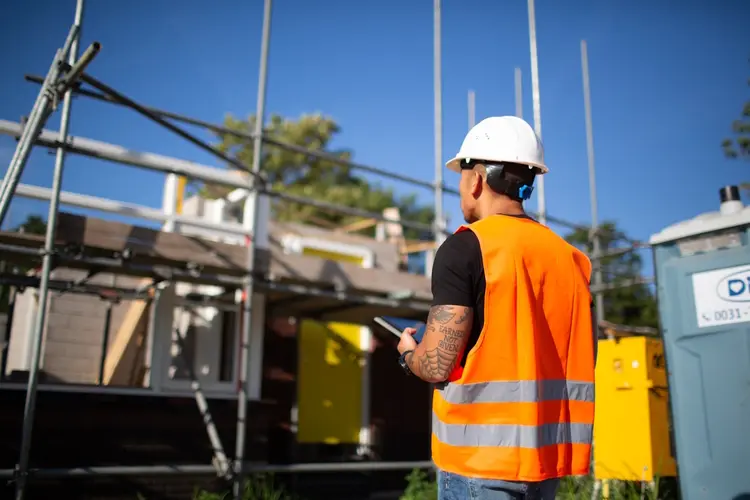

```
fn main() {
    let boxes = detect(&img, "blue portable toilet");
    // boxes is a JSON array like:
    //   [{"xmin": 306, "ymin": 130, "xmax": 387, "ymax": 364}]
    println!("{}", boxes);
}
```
[{"xmin": 650, "ymin": 185, "xmax": 750, "ymax": 499}]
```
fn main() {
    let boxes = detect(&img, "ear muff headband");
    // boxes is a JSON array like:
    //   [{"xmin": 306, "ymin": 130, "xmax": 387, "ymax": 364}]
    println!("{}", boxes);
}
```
[{"xmin": 460, "ymin": 159, "xmax": 536, "ymax": 201}]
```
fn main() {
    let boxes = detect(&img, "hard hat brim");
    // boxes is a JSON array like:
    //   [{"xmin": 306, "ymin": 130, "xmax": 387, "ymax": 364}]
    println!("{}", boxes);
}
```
[
  {"xmin": 445, "ymin": 156, "xmax": 462, "ymax": 173},
  {"xmin": 445, "ymin": 156, "xmax": 549, "ymax": 174}
]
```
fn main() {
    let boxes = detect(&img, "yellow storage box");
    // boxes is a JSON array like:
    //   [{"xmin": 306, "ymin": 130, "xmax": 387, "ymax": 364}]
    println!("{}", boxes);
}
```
[{"xmin": 593, "ymin": 336, "xmax": 677, "ymax": 481}]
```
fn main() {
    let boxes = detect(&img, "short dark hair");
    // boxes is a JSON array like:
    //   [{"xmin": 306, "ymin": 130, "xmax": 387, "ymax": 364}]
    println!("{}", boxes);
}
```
[{"xmin": 498, "ymin": 162, "xmax": 537, "ymax": 185}]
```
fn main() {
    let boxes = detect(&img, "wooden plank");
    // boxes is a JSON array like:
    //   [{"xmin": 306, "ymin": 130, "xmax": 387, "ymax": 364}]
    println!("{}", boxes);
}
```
[
  {"xmin": 266, "ymin": 249, "xmax": 431, "ymax": 300},
  {"xmin": 0, "ymin": 213, "xmax": 250, "ymax": 273},
  {"xmin": 335, "ymin": 218, "xmax": 377, "ymax": 233},
  {"xmin": 401, "ymin": 240, "xmax": 438, "ymax": 254},
  {"xmin": 56, "ymin": 213, "xmax": 249, "ymax": 272},
  {"xmin": 103, "ymin": 279, "xmax": 153, "ymax": 386}
]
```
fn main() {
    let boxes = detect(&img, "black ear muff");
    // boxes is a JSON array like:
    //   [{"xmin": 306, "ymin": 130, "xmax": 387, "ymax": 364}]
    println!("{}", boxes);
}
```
[
  {"xmin": 485, "ymin": 164, "xmax": 534, "ymax": 202},
  {"xmin": 484, "ymin": 164, "xmax": 506, "ymax": 193}
]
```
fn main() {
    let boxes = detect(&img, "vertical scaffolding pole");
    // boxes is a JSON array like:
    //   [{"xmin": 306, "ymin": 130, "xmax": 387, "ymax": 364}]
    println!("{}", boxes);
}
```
[
  {"xmin": 433, "ymin": 0, "xmax": 445, "ymax": 246},
  {"xmin": 233, "ymin": 0, "xmax": 272, "ymax": 498},
  {"xmin": 468, "ymin": 90, "xmax": 476, "ymax": 130},
  {"xmin": 526, "ymin": 0, "xmax": 546, "ymax": 225},
  {"xmin": 514, "ymin": 67, "xmax": 523, "ymax": 119},
  {"xmin": 15, "ymin": 1, "xmax": 85, "ymax": 498},
  {"xmin": 581, "ymin": 40, "xmax": 604, "ymax": 322}
]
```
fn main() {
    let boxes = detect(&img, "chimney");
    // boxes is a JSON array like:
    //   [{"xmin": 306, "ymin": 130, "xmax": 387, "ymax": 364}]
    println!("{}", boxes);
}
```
[{"xmin": 719, "ymin": 185, "xmax": 743, "ymax": 216}]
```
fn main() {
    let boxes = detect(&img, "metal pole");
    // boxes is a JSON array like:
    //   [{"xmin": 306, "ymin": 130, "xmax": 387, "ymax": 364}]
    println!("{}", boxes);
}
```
[
  {"xmin": 24, "ymin": 75, "xmax": 455, "ymax": 195},
  {"xmin": 173, "ymin": 318, "xmax": 230, "ymax": 477},
  {"xmin": 0, "ymin": 35, "xmax": 96, "ymax": 228},
  {"xmin": 433, "ymin": 0, "xmax": 445, "ymax": 246},
  {"xmin": 234, "ymin": 0, "xmax": 272, "ymax": 497},
  {"xmin": 514, "ymin": 67, "xmax": 523, "ymax": 119},
  {"xmin": 75, "ymin": 73, "xmax": 264, "ymax": 187},
  {"xmin": 0, "ymin": 21, "xmax": 78, "ymax": 206},
  {"xmin": 15, "ymin": 1, "xmax": 84, "ymax": 498},
  {"xmin": 0, "ymin": 460, "xmax": 436, "ymax": 479},
  {"xmin": 526, "ymin": 0, "xmax": 546, "ymax": 225},
  {"xmin": 98, "ymin": 300, "xmax": 113, "ymax": 384},
  {"xmin": 581, "ymin": 40, "xmax": 604, "ymax": 322},
  {"xmin": 0, "ymin": 52, "xmax": 63, "ymax": 226},
  {"xmin": 468, "ymin": 90, "xmax": 476, "ymax": 130}
]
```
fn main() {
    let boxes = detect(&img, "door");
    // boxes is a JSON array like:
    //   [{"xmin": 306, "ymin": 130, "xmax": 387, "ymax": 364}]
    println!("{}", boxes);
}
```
[
  {"xmin": 295, "ymin": 244, "xmax": 372, "ymax": 447},
  {"xmin": 659, "ymin": 247, "xmax": 750, "ymax": 499}
]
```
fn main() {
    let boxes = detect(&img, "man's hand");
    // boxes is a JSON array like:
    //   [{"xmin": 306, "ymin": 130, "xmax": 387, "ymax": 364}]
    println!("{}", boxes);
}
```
[
  {"xmin": 401, "ymin": 305, "xmax": 473, "ymax": 383},
  {"xmin": 397, "ymin": 327, "xmax": 418, "ymax": 355}
]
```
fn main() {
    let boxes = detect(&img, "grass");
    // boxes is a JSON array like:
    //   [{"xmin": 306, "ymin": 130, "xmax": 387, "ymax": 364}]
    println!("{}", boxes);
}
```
[
  {"xmin": 172, "ymin": 469, "xmax": 679, "ymax": 500},
  {"xmin": 137, "ymin": 474, "xmax": 298, "ymax": 500},
  {"xmin": 399, "ymin": 468, "xmax": 438, "ymax": 500},
  {"xmin": 398, "ymin": 469, "xmax": 679, "ymax": 500}
]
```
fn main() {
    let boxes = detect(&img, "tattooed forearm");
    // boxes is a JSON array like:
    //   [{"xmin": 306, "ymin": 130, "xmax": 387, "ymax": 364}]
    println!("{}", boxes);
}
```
[{"xmin": 406, "ymin": 304, "xmax": 474, "ymax": 382}]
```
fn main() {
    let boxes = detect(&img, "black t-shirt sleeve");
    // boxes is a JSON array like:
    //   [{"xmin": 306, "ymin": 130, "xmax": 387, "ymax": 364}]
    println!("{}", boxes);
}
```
[{"xmin": 430, "ymin": 230, "xmax": 482, "ymax": 307}]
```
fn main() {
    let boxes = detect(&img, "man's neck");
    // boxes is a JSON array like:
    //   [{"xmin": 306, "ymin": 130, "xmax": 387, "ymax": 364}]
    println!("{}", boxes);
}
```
[{"xmin": 476, "ymin": 198, "xmax": 526, "ymax": 219}]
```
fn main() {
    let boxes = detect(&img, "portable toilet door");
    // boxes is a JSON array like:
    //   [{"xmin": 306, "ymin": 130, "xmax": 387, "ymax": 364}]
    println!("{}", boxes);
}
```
[{"xmin": 650, "ymin": 186, "xmax": 750, "ymax": 500}]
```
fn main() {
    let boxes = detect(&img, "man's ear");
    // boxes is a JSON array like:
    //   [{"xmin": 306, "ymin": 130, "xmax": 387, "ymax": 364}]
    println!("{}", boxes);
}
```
[{"xmin": 470, "ymin": 170, "xmax": 484, "ymax": 199}]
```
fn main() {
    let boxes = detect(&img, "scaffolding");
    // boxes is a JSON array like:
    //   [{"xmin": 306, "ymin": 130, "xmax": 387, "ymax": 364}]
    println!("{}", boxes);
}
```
[{"xmin": 0, "ymin": 1, "xmax": 653, "ymax": 500}]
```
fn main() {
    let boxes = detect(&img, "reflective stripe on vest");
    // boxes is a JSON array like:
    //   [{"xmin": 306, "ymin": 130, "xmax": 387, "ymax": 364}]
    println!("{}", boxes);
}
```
[
  {"xmin": 431, "ymin": 216, "xmax": 595, "ymax": 482},
  {"xmin": 432, "ymin": 416, "xmax": 593, "ymax": 448},
  {"xmin": 436, "ymin": 379, "xmax": 595, "ymax": 405}
]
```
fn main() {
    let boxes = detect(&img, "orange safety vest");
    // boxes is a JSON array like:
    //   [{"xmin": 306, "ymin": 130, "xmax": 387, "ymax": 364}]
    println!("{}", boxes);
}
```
[{"xmin": 431, "ymin": 215, "xmax": 596, "ymax": 482}]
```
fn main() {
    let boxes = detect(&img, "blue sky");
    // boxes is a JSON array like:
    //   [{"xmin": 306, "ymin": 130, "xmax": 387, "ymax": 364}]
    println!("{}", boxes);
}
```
[{"xmin": 1, "ymin": 0, "xmax": 749, "ymax": 278}]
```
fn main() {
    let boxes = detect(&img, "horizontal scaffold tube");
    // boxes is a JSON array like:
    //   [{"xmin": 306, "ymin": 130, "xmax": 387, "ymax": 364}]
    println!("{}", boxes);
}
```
[
  {"xmin": 0, "ymin": 460, "xmax": 435, "ymax": 478},
  {"xmin": 0, "ymin": 119, "xmax": 439, "ymax": 235}
]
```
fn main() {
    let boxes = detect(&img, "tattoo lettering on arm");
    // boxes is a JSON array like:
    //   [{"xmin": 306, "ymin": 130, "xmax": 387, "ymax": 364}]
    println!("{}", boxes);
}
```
[{"xmin": 407, "ymin": 305, "xmax": 474, "ymax": 383}]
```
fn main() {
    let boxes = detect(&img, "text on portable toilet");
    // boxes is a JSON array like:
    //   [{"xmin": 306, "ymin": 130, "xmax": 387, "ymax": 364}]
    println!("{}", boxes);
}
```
[{"xmin": 692, "ymin": 264, "xmax": 750, "ymax": 328}]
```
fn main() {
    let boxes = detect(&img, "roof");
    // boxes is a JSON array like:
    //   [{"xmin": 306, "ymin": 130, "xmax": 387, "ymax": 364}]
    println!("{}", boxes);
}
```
[
  {"xmin": 0, "ymin": 212, "xmax": 431, "ymax": 324},
  {"xmin": 649, "ymin": 204, "xmax": 750, "ymax": 245}
]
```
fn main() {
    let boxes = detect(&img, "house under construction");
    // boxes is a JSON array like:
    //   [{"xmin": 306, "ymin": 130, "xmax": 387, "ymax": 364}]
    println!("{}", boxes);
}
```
[{"xmin": 0, "ymin": 198, "xmax": 435, "ymax": 500}]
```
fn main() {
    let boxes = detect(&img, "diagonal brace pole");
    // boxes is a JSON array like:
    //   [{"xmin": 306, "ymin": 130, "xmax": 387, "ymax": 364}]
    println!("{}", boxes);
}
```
[
  {"xmin": 70, "ymin": 73, "xmax": 439, "ymax": 235},
  {"xmin": 172, "ymin": 311, "xmax": 231, "ymax": 478},
  {"xmin": 0, "ymin": 41, "xmax": 99, "ymax": 228}
]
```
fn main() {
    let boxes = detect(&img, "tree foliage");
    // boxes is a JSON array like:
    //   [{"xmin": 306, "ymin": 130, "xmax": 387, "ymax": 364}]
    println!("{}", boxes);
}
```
[
  {"xmin": 565, "ymin": 221, "xmax": 658, "ymax": 328},
  {"xmin": 13, "ymin": 214, "xmax": 46, "ymax": 236},
  {"xmin": 204, "ymin": 113, "xmax": 435, "ymax": 239},
  {"xmin": 722, "ymin": 60, "xmax": 750, "ymax": 160}
]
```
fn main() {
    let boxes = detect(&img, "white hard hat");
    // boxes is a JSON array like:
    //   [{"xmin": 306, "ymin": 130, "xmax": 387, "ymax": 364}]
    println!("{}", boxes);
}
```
[{"xmin": 445, "ymin": 116, "xmax": 548, "ymax": 174}]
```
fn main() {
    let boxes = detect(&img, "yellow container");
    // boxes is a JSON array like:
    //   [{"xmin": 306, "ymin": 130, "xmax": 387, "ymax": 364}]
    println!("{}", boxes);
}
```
[{"xmin": 593, "ymin": 336, "xmax": 677, "ymax": 481}]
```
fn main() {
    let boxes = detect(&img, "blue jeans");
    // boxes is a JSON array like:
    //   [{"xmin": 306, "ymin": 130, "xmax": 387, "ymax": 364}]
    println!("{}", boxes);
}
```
[{"xmin": 437, "ymin": 470, "xmax": 560, "ymax": 500}]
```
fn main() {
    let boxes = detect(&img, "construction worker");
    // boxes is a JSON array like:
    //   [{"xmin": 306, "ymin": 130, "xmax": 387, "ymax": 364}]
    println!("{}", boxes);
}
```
[{"xmin": 397, "ymin": 116, "xmax": 596, "ymax": 500}]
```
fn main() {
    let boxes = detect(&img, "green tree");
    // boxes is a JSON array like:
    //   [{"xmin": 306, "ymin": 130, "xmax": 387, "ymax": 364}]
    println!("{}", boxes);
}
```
[
  {"xmin": 721, "ymin": 60, "xmax": 750, "ymax": 160},
  {"xmin": 565, "ymin": 221, "xmax": 658, "ymax": 328},
  {"xmin": 14, "ymin": 214, "xmax": 46, "ymax": 235},
  {"xmin": 203, "ymin": 113, "xmax": 435, "ymax": 239}
]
